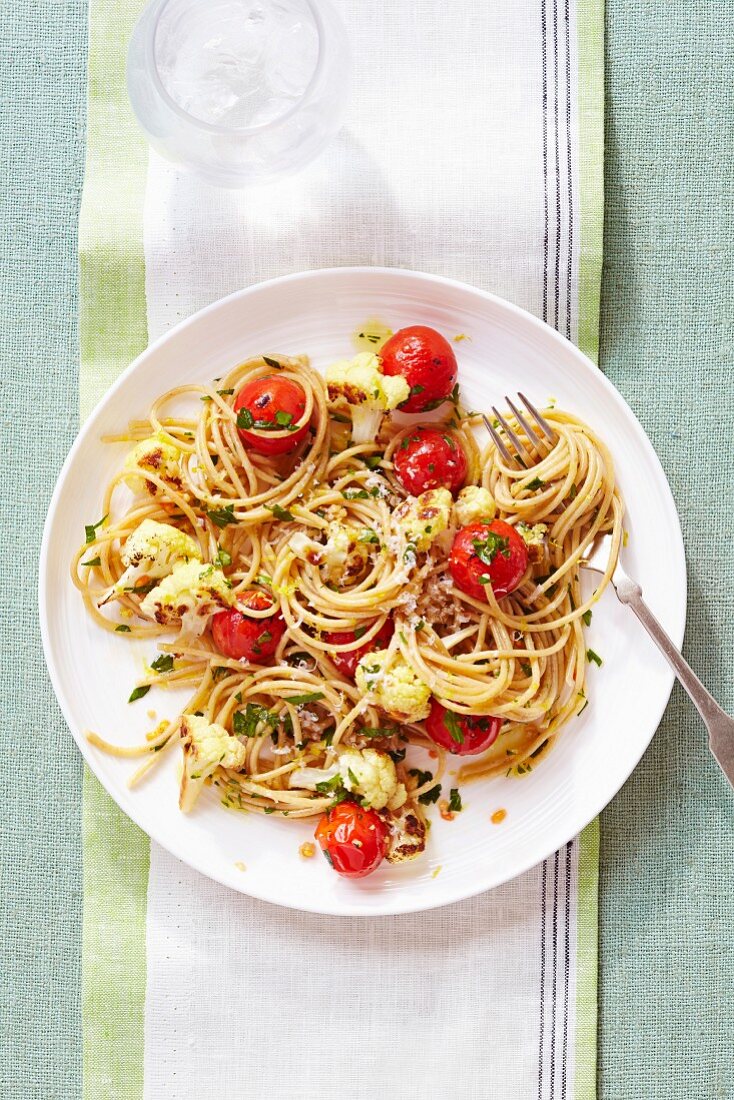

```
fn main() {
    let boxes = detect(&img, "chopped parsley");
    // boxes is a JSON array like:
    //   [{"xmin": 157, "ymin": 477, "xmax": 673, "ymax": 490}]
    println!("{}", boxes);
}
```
[
  {"xmin": 419, "ymin": 784, "xmax": 442, "ymax": 805},
  {"xmin": 81, "ymin": 556, "xmax": 101, "ymax": 567},
  {"xmin": 275, "ymin": 410, "xmax": 293, "ymax": 428},
  {"xmin": 233, "ymin": 703, "xmax": 277, "ymax": 738},
  {"xmin": 525, "ymin": 477, "xmax": 545, "ymax": 490},
  {"xmin": 408, "ymin": 767, "xmax": 433, "ymax": 787},
  {"xmin": 115, "ymin": 624, "xmax": 131, "ymax": 633},
  {"xmin": 215, "ymin": 547, "xmax": 232, "ymax": 568},
  {"xmin": 353, "ymin": 625, "xmax": 368, "ymax": 640},
  {"xmin": 363, "ymin": 454, "xmax": 383, "ymax": 469},
  {"xmin": 415, "ymin": 620, "xmax": 425, "ymax": 632},
  {"xmin": 268, "ymin": 504, "xmax": 295, "ymax": 522},
  {"xmin": 84, "ymin": 515, "xmax": 107, "ymax": 544},
  {"xmin": 521, "ymin": 661, "xmax": 533, "ymax": 677},
  {"xmin": 330, "ymin": 411, "xmax": 351, "ymax": 424},
  {"xmin": 343, "ymin": 488, "xmax": 369, "ymax": 500},
  {"xmin": 150, "ymin": 654, "xmax": 174, "ymax": 673},
  {"xmin": 586, "ymin": 648, "xmax": 603, "ymax": 667},
  {"xmin": 472, "ymin": 530, "xmax": 510, "ymax": 567},
  {"xmin": 360, "ymin": 725, "xmax": 400, "ymax": 738},
  {"xmin": 358, "ymin": 528, "xmax": 380, "ymax": 544},
  {"xmin": 448, "ymin": 788, "xmax": 463, "ymax": 813},
  {"xmin": 284, "ymin": 691, "xmax": 325, "ymax": 705},
  {"xmin": 128, "ymin": 685, "xmax": 151, "ymax": 703},
  {"xmin": 207, "ymin": 503, "xmax": 236, "ymax": 528},
  {"xmin": 263, "ymin": 356, "xmax": 282, "ymax": 369},
  {"xmin": 409, "ymin": 384, "xmax": 425, "ymax": 396},
  {"xmin": 568, "ymin": 483, "xmax": 578, "ymax": 500},
  {"xmin": 443, "ymin": 709, "xmax": 465, "ymax": 744},
  {"xmin": 582, "ymin": 609, "xmax": 593, "ymax": 627},
  {"xmin": 212, "ymin": 666, "xmax": 230, "ymax": 682},
  {"xmin": 216, "ymin": 387, "xmax": 234, "ymax": 396}
]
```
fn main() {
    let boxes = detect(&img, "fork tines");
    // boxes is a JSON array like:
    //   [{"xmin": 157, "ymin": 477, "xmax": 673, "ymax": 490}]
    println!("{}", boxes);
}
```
[{"xmin": 482, "ymin": 393, "xmax": 557, "ymax": 469}]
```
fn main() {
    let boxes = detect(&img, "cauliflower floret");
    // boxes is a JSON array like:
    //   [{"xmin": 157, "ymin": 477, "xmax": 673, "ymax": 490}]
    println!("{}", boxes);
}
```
[
  {"xmin": 384, "ymin": 801, "xmax": 428, "ymax": 864},
  {"xmin": 290, "ymin": 523, "xmax": 370, "ymax": 582},
  {"xmin": 140, "ymin": 561, "xmax": 233, "ymax": 635},
  {"xmin": 322, "ymin": 521, "xmax": 370, "ymax": 582},
  {"xmin": 125, "ymin": 433, "xmax": 183, "ymax": 497},
  {"xmin": 115, "ymin": 519, "xmax": 201, "ymax": 592},
  {"xmin": 453, "ymin": 485, "xmax": 496, "ymax": 527},
  {"xmin": 355, "ymin": 649, "xmax": 431, "ymax": 722},
  {"xmin": 325, "ymin": 352, "xmax": 410, "ymax": 444},
  {"xmin": 394, "ymin": 488, "xmax": 453, "ymax": 553},
  {"xmin": 517, "ymin": 522, "xmax": 548, "ymax": 563},
  {"xmin": 338, "ymin": 747, "xmax": 406, "ymax": 810},
  {"xmin": 179, "ymin": 714, "xmax": 246, "ymax": 812},
  {"xmin": 289, "ymin": 747, "xmax": 406, "ymax": 811}
]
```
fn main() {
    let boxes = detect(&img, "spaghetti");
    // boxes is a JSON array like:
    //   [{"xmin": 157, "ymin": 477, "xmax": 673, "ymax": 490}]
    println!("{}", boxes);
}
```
[{"xmin": 73, "ymin": 343, "xmax": 622, "ymax": 872}]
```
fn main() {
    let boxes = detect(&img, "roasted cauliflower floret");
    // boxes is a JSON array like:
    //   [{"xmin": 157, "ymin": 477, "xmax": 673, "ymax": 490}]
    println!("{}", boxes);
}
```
[
  {"xmin": 289, "ymin": 747, "xmax": 406, "ymax": 811},
  {"xmin": 179, "ymin": 714, "xmax": 246, "ymax": 812},
  {"xmin": 290, "ymin": 522, "xmax": 371, "ymax": 583},
  {"xmin": 125, "ymin": 432, "xmax": 183, "ymax": 497},
  {"xmin": 517, "ymin": 522, "xmax": 548, "ymax": 563},
  {"xmin": 140, "ymin": 561, "xmax": 233, "ymax": 635},
  {"xmin": 453, "ymin": 485, "xmax": 496, "ymax": 526},
  {"xmin": 325, "ymin": 352, "xmax": 410, "ymax": 444},
  {"xmin": 383, "ymin": 801, "xmax": 428, "ymax": 864},
  {"xmin": 355, "ymin": 648, "xmax": 431, "ymax": 722},
  {"xmin": 322, "ymin": 521, "xmax": 371, "ymax": 582},
  {"xmin": 115, "ymin": 519, "xmax": 201, "ymax": 593},
  {"xmin": 394, "ymin": 488, "xmax": 453, "ymax": 554}
]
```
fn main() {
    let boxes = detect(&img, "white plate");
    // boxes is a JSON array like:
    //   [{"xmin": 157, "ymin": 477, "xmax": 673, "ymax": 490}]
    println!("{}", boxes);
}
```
[{"xmin": 39, "ymin": 267, "xmax": 686, "ymax": 916}]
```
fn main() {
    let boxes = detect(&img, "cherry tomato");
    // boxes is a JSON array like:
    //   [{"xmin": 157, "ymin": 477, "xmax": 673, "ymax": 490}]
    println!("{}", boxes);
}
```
[
  {"xmin": 234, "ymin": 375, "xmax": 309, "ymax": 456},
  {"xmin": 324, "ymin": 619, "xmax": 394, "ymax": 679},
  {"xmin": 449, "ymin": 519, "xmax": 529, "ymax": 601},
  {"xmin": 211, "ymin": 589, "xmax": 286, "ymax": 661},
  {"xmin": 379, "ymin": 325, "xmax": 458, "ymax": 413},
  {"xmin": 393, "ymin": 427, "xmax": 467, "ymax": 496},
  {"xmin": 425, "ymin": 699, "xmax": 502, "ymax": 755},
  {"xmin": 315, "ymin": 801, "xmax": 389, "ymax": 878}
]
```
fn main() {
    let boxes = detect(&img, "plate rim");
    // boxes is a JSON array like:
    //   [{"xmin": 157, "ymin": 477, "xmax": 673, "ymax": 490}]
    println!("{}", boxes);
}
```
[{"xmin": 39, "ymin": 265, "xmax": 687, "ymax": 915}]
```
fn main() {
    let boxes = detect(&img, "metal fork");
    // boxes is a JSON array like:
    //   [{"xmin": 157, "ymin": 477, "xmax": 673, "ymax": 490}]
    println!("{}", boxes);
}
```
[
  {"xmin": 482, "ymin": 392, "xmax": 557, "ymax": 468},
  {"xmin": 484, "ymin": 395, "xmax": 734, "ymax": 789},
  {"xmin": 583, "ymin": 534, "xmax": 734, "ymax": 789}
]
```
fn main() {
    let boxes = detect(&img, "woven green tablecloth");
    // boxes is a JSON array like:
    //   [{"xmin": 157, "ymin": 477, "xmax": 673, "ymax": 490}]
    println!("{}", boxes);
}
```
[{"xmin": 1, "ymin": 2, "xmax": 732, "ymax": 1096}]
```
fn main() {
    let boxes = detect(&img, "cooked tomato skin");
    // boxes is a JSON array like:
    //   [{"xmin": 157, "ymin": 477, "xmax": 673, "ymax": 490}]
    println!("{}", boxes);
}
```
[
  {"xmin": 315, "ymin": 801, "xmax": 389, "ymax": 877},
  {"xmin": 424, "ymin": 699, "xmax": 502, "ymax": 755},
  {"xmin": 234, "ymin": 375, "xmax": 309, "ymax": 456},
  {"xmin": 393, "ymin": 427, "xmax": 467, "ymax": 496},
  {"xmin": 449, "ymin": 519, "xmax": 529, "ymax": 601},
  {"xmin": 211, "ymin": 589, "xmax": 286, "ymax": 661},
  {"xmin": 324, "ymin": 619, "xmax": 395, "ymax": 679},
  {"xmin": 379, "ymin": 326, "xmax": 458, "ymax": 413}
]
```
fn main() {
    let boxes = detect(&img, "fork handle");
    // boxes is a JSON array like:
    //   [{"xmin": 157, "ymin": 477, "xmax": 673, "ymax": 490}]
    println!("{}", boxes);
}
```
[{"xmin": 614, "ymin": 576, "xmax": 734, "ymax": 755}]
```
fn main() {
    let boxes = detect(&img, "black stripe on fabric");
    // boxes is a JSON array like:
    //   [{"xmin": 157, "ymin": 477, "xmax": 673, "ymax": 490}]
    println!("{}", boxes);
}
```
[
  {"xmin": 561, "ymin": 840, "xmax": 573, "ymax": 1098},
  {"xmin": 541, "ymin": 0, "xmax": 549, "ymax": 323},
  {"xmin": 564, "ymin": 0, "xmax": 573, "ymax": 339},
  {"xmin": 538, "ymin": 858, "xmax": 548, "ymax": 1100},
  {"xmin": 549, "ymin": 848, "xmax": 559, "ymax": 1099},
  {"xmin": 552, "ymin": 0, "xmax": 561, "ymax": 331}
]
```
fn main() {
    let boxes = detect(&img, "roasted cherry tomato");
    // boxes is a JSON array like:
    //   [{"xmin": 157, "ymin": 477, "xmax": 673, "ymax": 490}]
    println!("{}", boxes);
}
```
[
  {"xmin": 449, "ymin": 519, "xmax": 529, "ymax": 601},
  {"xmin": 234, "ymin": 375, "xmax": 309, "ymax": 456},
  {"xmin": 315, "ymin": 801, "xmax": 389, "ymax": 878},
  {"xmin": 379, "ymin": 325, "xmax": 458, "ymax": 413},
  {"xmin": 324, "ymin": 619, "xmax": 394, "ymax": 679},
  {"xmin": 211, "ymin": 589, "xmax": 286, "ymax": 661},
  {"xmin": 425, "ymin": 699, "xmax": 502, "ymax": 755},
  {"xmin": 393, "ymin": 426, "xmax": 467, "ymax": 496}
]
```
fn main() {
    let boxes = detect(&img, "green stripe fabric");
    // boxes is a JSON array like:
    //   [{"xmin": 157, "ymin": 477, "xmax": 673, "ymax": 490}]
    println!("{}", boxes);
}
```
[
  {"xmin": 79, "ymin": 0, "xmax": 150, "ymax": 1096},
  {"xmin": 573, "ymin": 3, "xmax": 604, "ymax": 1091}
]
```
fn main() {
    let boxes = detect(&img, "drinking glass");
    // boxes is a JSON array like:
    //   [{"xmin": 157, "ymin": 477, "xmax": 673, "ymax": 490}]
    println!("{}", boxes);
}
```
[{"xmin": 127, "ymin": 0, "xmax": 350, "ymax": 187}]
